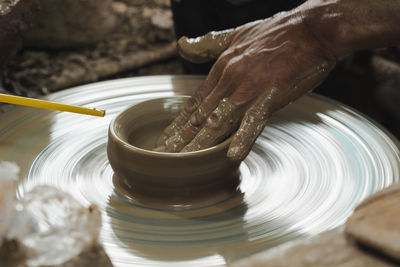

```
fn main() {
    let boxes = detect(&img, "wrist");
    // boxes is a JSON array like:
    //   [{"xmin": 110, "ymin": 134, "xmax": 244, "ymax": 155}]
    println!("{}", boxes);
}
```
[{"xmin": 298, "ymin": 0, "xmax": 400, "ymax": 58}]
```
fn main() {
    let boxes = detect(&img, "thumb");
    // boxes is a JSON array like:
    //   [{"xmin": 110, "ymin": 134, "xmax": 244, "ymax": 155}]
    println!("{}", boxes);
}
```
[{"xmin": 177, "ymin": 28, "xmax": 237, "ymax": 64}]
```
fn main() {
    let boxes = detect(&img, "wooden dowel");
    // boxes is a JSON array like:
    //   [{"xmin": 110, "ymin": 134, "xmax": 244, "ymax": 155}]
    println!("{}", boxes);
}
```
[{"xmin": 0, "ymin": 94, "xmax": 105, "ymax": 117}]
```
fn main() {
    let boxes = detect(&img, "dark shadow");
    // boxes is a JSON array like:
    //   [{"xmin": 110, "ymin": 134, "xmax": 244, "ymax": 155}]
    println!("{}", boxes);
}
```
[
  {"xmin": 354, "ymin": 240, "xmax": 400, "ymax": 266},
  {"xmin": 112, "ymin": 167, "xmax": 241, "ymax": 210},
  {"xmin": 106, "ymin": 182, "xmax": 250, "ymax": 263}
]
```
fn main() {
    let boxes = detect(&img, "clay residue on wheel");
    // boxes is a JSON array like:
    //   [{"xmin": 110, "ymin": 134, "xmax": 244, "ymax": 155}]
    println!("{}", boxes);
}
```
[{"xmin": 177, "ymin": 29, "xmax": 236, "ymax": 63}]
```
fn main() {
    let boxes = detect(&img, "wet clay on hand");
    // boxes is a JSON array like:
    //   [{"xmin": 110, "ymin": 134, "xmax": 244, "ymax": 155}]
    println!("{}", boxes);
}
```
[
  {"xmin": 177, "ymin": 29, "xmax": 236, "ymax": 64},
  {"xmin": 159, "ymin": 0, "xmax": 400, "ymax": 162},
  {"xmin": 154, "ymin": 98, "xmax": 244, "ymax": 153},
  {"xmin": 156, "ymin": 12, "xmax": 336, "ymax": 161}
]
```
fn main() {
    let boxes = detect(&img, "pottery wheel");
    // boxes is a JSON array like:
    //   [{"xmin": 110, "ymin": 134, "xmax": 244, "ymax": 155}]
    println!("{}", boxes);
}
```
[{"xmin": 0, "ymin": 75, "xmax": 399, "ymax": 266}]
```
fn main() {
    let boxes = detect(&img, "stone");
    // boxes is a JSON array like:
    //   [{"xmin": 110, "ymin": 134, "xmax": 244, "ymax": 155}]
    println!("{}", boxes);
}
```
[
  {"xmin": 24, "ymin": 0, "xmax": 117, "ymax": 48},
  {"xmin": 151, "ymin": 10, "xmax": 173, "ymax": 29},
  {"xmin": 0, "ymin": 161, "xmax": 20, "ymax": 244},
  {"xmin": 345, "ymin": 183, "xmax": 400, "ymax": 262},
  {"xmin": 20, "ymin": 186, "xmax": 102, "ymax": 266},
  {"xmin": 111, "ymin": 1, "xmax": 128, "ymax": 15},
  {"xmin": 54, "ymin": 244, "xmax": 113, "ymax": 267},
  {"xmin": 0, "ymin": 161, "xmax": 112, "ymax": 267},
  {"xmin": 0, "ymin": 161, "xmax": 29, "ymax": 267},
  {"xmin": 0, "ymin": 0, "xmax": 39, "ymax": 73}
]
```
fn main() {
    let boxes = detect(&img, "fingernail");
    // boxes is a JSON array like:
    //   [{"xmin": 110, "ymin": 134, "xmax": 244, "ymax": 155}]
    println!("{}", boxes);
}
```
[
  {"xmin": 205, "ymin": 112, "xmax": 221, "ymax": 129},
  {"xmin": 190, "ymin": 104, "xmax": 209, "ymax": 126},
  {"xmin": 185, "ymin": 97, "xmax": 198, "ymax": 113},
  {"xmin": 190, "ymin": 112, "xmax": 200, "ymax": 126},
  {"xmin": 227, "ymin": 145, "xmax": 243, "ymax": 162},
  {"xmin": 165, "ymin": 134, "xmax": 186, "ymax": 152}
]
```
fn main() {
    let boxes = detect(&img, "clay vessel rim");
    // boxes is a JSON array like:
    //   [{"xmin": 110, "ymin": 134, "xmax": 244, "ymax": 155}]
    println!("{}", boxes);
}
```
[{"xmin": 109, "ymin": 99, "xmax": 233, "ymax": 159}]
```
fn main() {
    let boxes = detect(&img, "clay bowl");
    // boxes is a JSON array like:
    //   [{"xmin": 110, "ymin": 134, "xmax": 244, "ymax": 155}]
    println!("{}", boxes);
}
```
[{"xmin": 107, "ymin": 97, "xmax": 240, "ymax": 208}]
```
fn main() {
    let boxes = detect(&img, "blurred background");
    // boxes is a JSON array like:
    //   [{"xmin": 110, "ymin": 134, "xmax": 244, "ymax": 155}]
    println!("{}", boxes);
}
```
[{"xmin": 0, "ymin": 0, "xmax": 399, "ymax": 139}]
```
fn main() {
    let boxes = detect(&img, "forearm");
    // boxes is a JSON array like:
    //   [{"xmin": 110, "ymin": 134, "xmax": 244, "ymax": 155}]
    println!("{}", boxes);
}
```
[{"xmin": 299, "ymin": 0, "xmax": 400, "ymax": 58}]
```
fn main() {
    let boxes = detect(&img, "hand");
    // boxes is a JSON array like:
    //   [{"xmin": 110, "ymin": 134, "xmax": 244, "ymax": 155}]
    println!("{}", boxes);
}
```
[{"xmin": 155, "ymin": 9, "xmax": 336, "ymax": 161}]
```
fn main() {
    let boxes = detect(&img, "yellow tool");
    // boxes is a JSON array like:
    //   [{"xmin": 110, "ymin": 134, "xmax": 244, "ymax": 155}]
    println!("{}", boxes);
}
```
[{"xmin": 0, "ymin": 93, "xmax": 105, "ymax": 117}]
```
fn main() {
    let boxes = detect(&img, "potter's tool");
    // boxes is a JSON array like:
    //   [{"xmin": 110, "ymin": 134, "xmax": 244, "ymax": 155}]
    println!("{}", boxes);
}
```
[
  {"xmin": 1, "ymin": 76, "xmax": 399, "ymax": 267},
  {"xmin": 0, "ymin": 93, "xmax": 105, "ymax": 117}
]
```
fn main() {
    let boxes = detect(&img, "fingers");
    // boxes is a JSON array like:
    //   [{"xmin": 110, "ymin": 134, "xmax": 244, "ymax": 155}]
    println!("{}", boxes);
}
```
[
  {"xmin": 227, "ymin": 89, "xmax": 275, "ymax": 161},
  {"xmin": 177, "ymin": 29, "xmax": 237, "ymax": 63},
  {"xmin": 155, "ymin": 56, "xmax": 229, "ymax": 148},
  {"xmin": 181, "ymin": 98, "xmax": 245, "ymax": 152},
  {"xmin": 160, "ymin": 66, "xmax": 243, "ymax": 152},
  {"xmin": 156, "ymin": 50, "xmax": 245, "ymax": 152},
  {"xmin": 156, "ymin": 26, "xmax": 247, "ymax": 151},
  {"xmin": 180, "ymin": 73, "xmax": 258, "ymax": 153},
  {"xmin": 226, "ymin": 56, "xmax": 335, "ymax": 162},
  {"xmin": 157, "ymin": 18, "xmax": 338, "ymax": 159},
  {"xmin": 160, "ymin": 95, "xmax": 227, "ymax": 152},
  {"xmin": 155, "ymin": 91, "xmax": 201, "ymax": 148}
]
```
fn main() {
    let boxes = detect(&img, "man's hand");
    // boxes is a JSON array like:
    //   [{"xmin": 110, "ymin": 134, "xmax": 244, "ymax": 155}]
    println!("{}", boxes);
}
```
[
  {"xmin": 155, "ymin": 10, "xmax": 336, "ymax": 161},
  {"xmin": 155, "ymin": 0, "xmax": 400, "ymax": 162}
]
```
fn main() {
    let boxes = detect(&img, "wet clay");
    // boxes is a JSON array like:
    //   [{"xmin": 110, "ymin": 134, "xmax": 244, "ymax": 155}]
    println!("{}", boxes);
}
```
[
  {"xmin": 156, "ymin": 98, "xmax": 243, "ymax": 154},
  {"xmin": 107, "ymin": 97, "xmax": 240, "ymax": 209},
  {"xmin": 182, "ymin": 98, "xmax": 243, "ymax": 152},
  {"xmin": 177, "ymin": 29, "xmax": 236, "ymax": 63},
  {"xmin": 113, "ymin": 169, "xmax": 240, "ymax": 210},
  {"xmin": 128, "ymin": 119, "xmax": 172, "ymax": 150}
]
